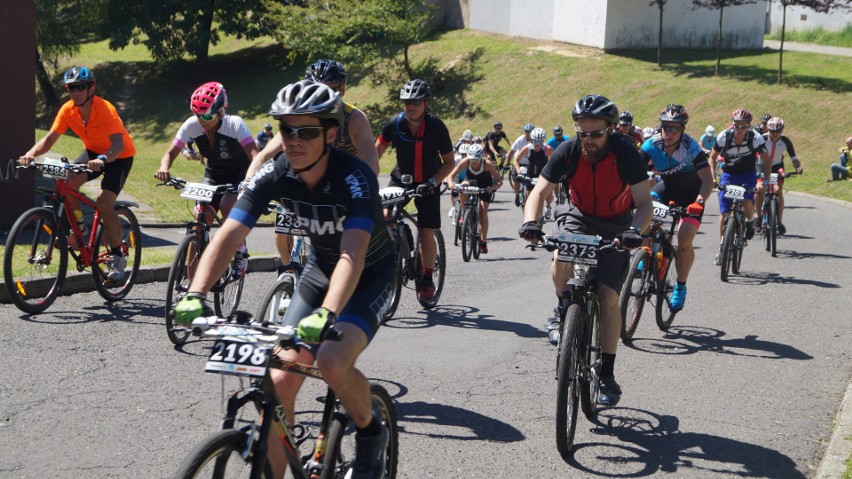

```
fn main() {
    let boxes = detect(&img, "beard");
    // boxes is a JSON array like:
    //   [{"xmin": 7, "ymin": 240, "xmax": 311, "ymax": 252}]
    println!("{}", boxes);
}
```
[{"xmin": 581, "ymin": 142, "xmax": 606, "ymax": 162}]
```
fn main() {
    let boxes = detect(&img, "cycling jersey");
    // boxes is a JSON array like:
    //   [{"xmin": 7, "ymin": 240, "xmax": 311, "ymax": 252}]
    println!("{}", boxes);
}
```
[
  {"xmin": 51, "ymin": 96, "xmax": 136, "ymax": 158},
  {"xmin": 334, "ymin": 101, "xmax": 358, "ymax": 156},
  {"xmin": 173, "ymin": 115, "xmax": 254, "ymax": 177},
  {"xmin": 761, "ymin": 133, "xmax": 798, "ymax": 167},
  {"xmin": 466, "ymin": 160, "xmax": 494, "ymax": 188},
  {"xmin": 713, "ymin": 128, "xmax": 767, "ymax": 174},
  {"xmin": 526, "ymin": 146, "xmax": 549, "ymax": 178},
  {"xmin": 256, "ymin": 130, "xmax": 274, "ymax": 150},
  {"xmin": 700, "ymin": 133, "xmax": 716, "ymax": 151},
  {"xmin": 484, "ymin": 130, "xmax": 509, "ymax": 154},
  {"xmin": 541, "ymin": 134, "xmax": 647, "ymax": 219},
  {"xmin": 377, "ymin": 112, "xmax": 453, "ymax": 183},
  {"xmin": 232, "ymin": 149, "xmax": 394, "ymax": 274},
  {"xmin": 546, "ymin": 135, "xmax": 568, "ymax": 150},
  {"xmin": 617, "ymin": 126, "xmax": 644, "ymax": 148},
  {"xmin": 640, "ymin": 132, "xmax": 709, "ymax": 195},
  {"xmin": 512, "ymin": 135, "xmax": 531, "ymax": 164}
]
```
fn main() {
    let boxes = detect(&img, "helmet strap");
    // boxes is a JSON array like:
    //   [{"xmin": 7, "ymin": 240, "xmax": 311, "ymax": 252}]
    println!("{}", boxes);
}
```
[
  {"xmin": 74, "ymin": 85, "xmax": 96, "ymax": 108},
  {"xmin": 293, "ymin": 143, "xmax": 328, "ymax": 174}
]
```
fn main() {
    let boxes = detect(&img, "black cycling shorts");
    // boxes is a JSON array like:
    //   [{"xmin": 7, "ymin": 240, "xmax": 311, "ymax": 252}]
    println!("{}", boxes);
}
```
[
  {"xmin": 75, "ymin": 149, "xmax": 133, "ymax": 195},
  {"xmin": 388, "ymin": 177, "xmax": 441, "ymax": 229},
  {"xmin": 651, "ymin": 182, "xmax": 705, "ymax": 225},
  {"xmin": 551, "ymin": 205, "xmax": 632, "ymax": 293},
  {"xmin": 202, "ymin": 171, "xmax": 244, "ymax": 212},
  {"xmin": 281, "ymin": 257, "xmax": 396, "ymax": 346}
]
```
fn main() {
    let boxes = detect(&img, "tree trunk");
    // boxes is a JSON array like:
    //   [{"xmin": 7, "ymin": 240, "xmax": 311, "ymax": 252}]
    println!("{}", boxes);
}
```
[
  {"xmin": 715, "ymin": 5, "xmax": 724, "ymax": 76},
  {"xmin": 778, "ymin": 4, "xmax": 787, "ymax": 84},
  {"xmin": 403, "ymin": 44, "xmax": 413, "ymax": 80},
  {"xmin": 657, "ymin": 5, "xmax": 664, "ymax": 67},
  {"xmin": 195, "ymin": 0, "xmax": 216, "ymax": 73},
  {"xmin": 35, "ymin": 49, "xmax": 59, "ymax": 114}
]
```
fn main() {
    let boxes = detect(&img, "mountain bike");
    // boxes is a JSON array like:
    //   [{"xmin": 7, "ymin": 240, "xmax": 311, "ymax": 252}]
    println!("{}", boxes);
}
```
[
  {"xmin": 515, "ymin": 167, "xmax": 537, "ymax": 208},
  {"xmin": 176, "ymin": 311, "xmax": 398, "ymax": 479},
  {"xmin": 159, "ymin": 177, "xmax": 247, "ymax": 345},
  {"xmin": 457, "ymin": 185, "xmax": 487, "ymax": 262},
  {"xmin": 255, "ymin": 204, "xmax": 312, "ymax": 326},
  {"xmin": 445, "ymin": 182, "xmax": 463, "ymax": 247},
  {"xmin": 4, "ymin": 158, "xmax": 141, "ymax": 314},
  {"xmin": 760, "ymin": 171, "xmax": 796, "ymax": 257},
  {"xmin": 530, "ymin": 234, "xmax": 616, "ymax": 456},
  {"xmin": 380, "ymin": 175, "xmax": 447, "ymax": 321},
  {"xmin": 619, "ymin": 202, "xmax": 696, "ymax": 341},
  {"xmin": 718, "ymin": 183, "xmax": 758, "ymax": 282}
]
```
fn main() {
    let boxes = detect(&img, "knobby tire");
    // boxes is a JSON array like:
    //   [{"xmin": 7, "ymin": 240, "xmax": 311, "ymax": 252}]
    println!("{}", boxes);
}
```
[
  {"xmin": 619, "ymin": 248, "xmax": 650, "ymax": 341},
  {"xmin": 555, "ymin": 303, "xmax": 583, "ymax": 457},
  {"xmin": 175, "ymin": 428, "xmax": 272, "ymax": 478},
  {"xmin": 91, "ymin": 206, "xmax": 141, "ymax": 302},
  {"xmin": 165, "ymin": 234, "xmax": 203, "ymax": 345}
]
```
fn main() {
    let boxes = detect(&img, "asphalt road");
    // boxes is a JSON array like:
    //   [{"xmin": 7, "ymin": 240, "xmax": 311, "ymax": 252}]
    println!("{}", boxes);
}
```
[{"xmin": 1, "ymin": 186, "xmax": 851, "ymax": 478}]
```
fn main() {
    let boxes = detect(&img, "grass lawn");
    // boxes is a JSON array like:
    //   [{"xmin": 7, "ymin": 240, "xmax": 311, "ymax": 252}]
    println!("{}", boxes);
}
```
[
  {"xmin": 37, "ymin": 29, "xmax": 852, "ymax": 222},
  {"xmin": 766, "ymin": 24, "xmax": 852, "ymax": 48}
]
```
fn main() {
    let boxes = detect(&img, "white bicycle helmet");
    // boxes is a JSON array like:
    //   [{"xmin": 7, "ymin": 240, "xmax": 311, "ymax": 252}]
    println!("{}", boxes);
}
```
[
  {"xmin": 462, "ymin": 129, "xmax": 473, "ymax": 141},
  {"xmin": 705, "ymin": 125, "xmax": 716, "ymax": 135},
  {"xmin": 531, "ymin": 127, "xmax": 546, "ymax": 142},
  {"xmin": 466, "ymin": 144, "xmax": 484, "ymax": 160},
  {"xmin": 269, "ymin": 80, "xmax": 343, "ymax": 127}
]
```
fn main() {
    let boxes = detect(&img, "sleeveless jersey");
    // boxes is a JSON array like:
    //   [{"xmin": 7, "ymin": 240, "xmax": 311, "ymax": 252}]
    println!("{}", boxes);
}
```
[{"xmin": 334, "ymin": 101, "xmax": 358, "ymax": 156}]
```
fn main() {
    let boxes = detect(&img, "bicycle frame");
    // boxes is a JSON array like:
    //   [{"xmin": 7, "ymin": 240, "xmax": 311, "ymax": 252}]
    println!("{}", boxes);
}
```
[{"xmin": 41, "ymin": 176, "xmax": 104, "ymax": 270}]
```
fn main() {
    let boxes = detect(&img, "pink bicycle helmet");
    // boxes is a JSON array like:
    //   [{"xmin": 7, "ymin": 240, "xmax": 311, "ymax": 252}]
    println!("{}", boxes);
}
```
[{"xmin": 191, "ymin": 82, "xmax": 228, "ymax": 116}]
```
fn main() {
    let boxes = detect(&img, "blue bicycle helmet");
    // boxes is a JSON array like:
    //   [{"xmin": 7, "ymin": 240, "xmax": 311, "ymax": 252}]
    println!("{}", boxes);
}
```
[{"xmin": 64, "ymin": 66, "xmax": 95, "ymax": 85}]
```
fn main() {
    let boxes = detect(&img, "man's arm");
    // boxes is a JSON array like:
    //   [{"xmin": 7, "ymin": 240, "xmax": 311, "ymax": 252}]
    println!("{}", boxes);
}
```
[
  {"xmin": 21, "ymin": 131, "xmax": 63, "ymax": 164},
  {"xmin": 88, "ymin": 133, "xmax": 125, "ymax": 171},
  {"xmin": 156, "ymin": 145, "xmax": 182, "ymax": 182},
  {"xmin": 375, "ymin": 138, "xmax": 389, "ymax": 159},
  {"xmin": 696, "ymin": 167, "xmax": 715, "ymax": 204},
  {"xmin": 321, "ymin": 229, "xmax": 370, "ymax": 314},
  {"xmin": 628, "ymin": 180, "xmax": 653, "ymax": 233},
  {"xmin": 523, "ymin": 178, "xmax": 557, "ymax": 224},
  {"xmin": 709, "ymin": 150, "xmax": 720, "ymax": 184},
  {"xmin": 432, "ymin": 151, "xmax": 456, "ymax": 184},
  {"xmin": 188, "ymin": 219, "xmax": 252, "ymax": 294},
  {"xmin": 245, "ymin": 135, "xmax": 283, "ymax": 180},
  {"xmin": 348, "ymin": 109, "xmax": 379, "ymax": 175}
]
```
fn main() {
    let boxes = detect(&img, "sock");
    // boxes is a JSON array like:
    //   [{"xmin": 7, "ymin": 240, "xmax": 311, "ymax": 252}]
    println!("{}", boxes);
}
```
[
  {"xmin": 677, "ymin": 281, "xmax": 686, "ymax": 288},
  {"xmin": 601, "ymin": 353, "xmax": 616, "ymax": 378},
  {"xmin": 423, "ymin": 267, "xmax": 433, "ymax": 276},
  {"xmin": 356, "ymin": 416, "xmax": 381, "ymax": 437},
  {"xmin": 110, "ymin": 246, "xmax": 122, "ymax": 256}
]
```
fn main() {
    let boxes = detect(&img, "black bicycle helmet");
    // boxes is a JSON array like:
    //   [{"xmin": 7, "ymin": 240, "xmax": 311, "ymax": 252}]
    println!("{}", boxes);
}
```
[
  {"xmin": 399, "ymin": 79, "xmax": 431, "ymax": 101},
  {"xmin": 761, "ymin": 113, "xmax": 772, "ymax": 123},
  {"xmin": 618, "ymin": 111, "xmax": 634, "ymax": 125},
  {"xmin": 269, "ymin": 80, "xmax": 344, "ymax": 127},
  {"xmin": 553, "ymin": 124, "xmax": 563, "ymax": 135},
  {"xmin": 658, "ymin": 104, "xmax": 689, "ymax": 125},
  {"xmin": 494, "ymin": 121, "xmax": 503, "ymax": 128},
  {"xmin": 264, "ymin": 122, "xmax": 273, "ymax": 130},
  {"xmin": 63, "ymin": 66, "xmax": 95, "ymax": 85},
  {"xmin": 572, "ymin": 94, "xmax": 619, "ymax": 125},
  {"xmin": 305, "ymin": 59, "xmax": 347, "ymax": 84}
]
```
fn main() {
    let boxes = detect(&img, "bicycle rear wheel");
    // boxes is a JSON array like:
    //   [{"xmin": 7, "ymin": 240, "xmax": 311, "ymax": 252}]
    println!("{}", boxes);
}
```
[
  {"xmin": 767, "ymin": 199, "xmax": 778, "ymax": 257},
  {"xmin": 655, "ymin": 252, "xmax": 679, "ymax": 331},
  {"xmin": 323, "ymin": 384, "xmax": 399, "ymax": 479},
  {"xmin": 165, "ymin": 234, "xmax": 202, "ymax": 345},
  {"xmin": 619, "ymin": 248, "xmax": 650, "ymax": 341},
  {"xmin": 91, "ymin": 206, "xmax": 141, "ymax": 301},
  {"xmin": 214, "ymin": 257, "xmax": 245, "ymax": 318},
  {"xmin": 175, "ymin": 428, "xmax": 271, "ymax": 478},
  {"xmin": 720, "ymin": 216, "xmax": 736, "ymax": 282},
  {"xmin": 414, "ymin": 229, "xmax": 446, "ymax": 309},
  {"xmin": 461, "ymin": 209, "xmax": 475, "ymax": 263},
  {"xmin": 555, "ymin": 303, "xmax": 583, "ymax": 457},
  {"xmin": 3, "ymin": 208, "xmax": 68, "ymax": 314},
  {"xmin": 255, "ymin": 274, "xmax": 295, "ymax": 325}
]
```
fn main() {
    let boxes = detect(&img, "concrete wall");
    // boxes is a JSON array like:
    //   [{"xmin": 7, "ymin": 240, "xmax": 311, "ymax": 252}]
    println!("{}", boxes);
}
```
[
  {"xmin": 465, "ymin": 0, "xmax": 766, "ymax": 50},
  {"xmin": 767, "ymin": 2, "xmax": 852, "ymax": 34}
]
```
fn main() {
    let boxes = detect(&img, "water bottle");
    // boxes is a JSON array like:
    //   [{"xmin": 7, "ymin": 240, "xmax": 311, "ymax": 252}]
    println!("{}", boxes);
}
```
[{"xmin": 656, "ymin": 251, "xmax": 668, "ymax": 281}]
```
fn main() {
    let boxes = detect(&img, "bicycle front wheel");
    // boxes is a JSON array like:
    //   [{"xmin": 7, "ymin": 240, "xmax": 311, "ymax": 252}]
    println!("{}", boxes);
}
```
[
  {"xmin": 165, "ymin": 234, "xmax": 203, "ymax": 345},
  {"xmin": 255, "ymin": 274, "xmax": 295, "ymax": 325},
  {"xmin": 415, "ymin": 229, "xmax": 446, "ymax": 309},
  {"xmin": 471, "ymin": 212, "xmax": 481, "ymax": 260},
  {"xmin": 619, "ymin": 248, "xmax": 650, "ymax": 341},
  {"xmin": 655, "ymin": 252, "xmax": 679, "ymax": 331},
  {"xmin": 3, "ymin": 208, "xmax": 68, "ymax": 314},
  {"xmin": 461, "ymin": 209, "xmax": 475, "ymax": 263},
  {"xmin": 214, "ymin": 259, "xmax": 245, "ymax": 318},
  {"xmin": 767, "ymin": 199, "xmax": 778, "ymax": 257},
  {"xmin": 91, "ymin": 206, "xmax": 141, "ymax": 301},
  {"xmin": 452, "ymin": 207, "xmax": 461, "ymax": 247},
  {"xmin": 732, "ymin": 220, "xmax": 744, "ymax": 275},
  {"xmin": 720, "ymin": 216, "xmax": 736, "ymax": 282},
  {"xmin": 555, "ymin": 303, "xmax": 583, "ymax": 457},
  {"xmin": 580, "ymin": 300, "xmax": 601, "ymax": 419},
  {"xmin": 175, "ymin": 428, "xmax": 271, "ymax": 478},
  {"xmin": 323, "ymin": 384, "xmax": 399, "ymax": 479}
]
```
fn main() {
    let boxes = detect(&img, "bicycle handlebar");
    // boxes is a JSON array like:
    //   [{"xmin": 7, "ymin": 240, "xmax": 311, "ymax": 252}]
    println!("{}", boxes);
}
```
[
  {"xmin": 188, "ymin": 310, "xmax": 342, "ymax": 347},
  {"xmin": 525, "ymin": 235, "xmax": 618, "ymax": 253},
  {"xmin": 155, "ymin": 176, "xmax": 239, "ymax": 195},
  {"xmin": 21, "ymin": 159, "xmax": 91, "ymax": 174}
]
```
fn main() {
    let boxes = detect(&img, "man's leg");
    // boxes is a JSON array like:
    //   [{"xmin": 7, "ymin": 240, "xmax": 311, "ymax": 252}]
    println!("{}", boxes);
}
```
[
  {"xmin": 419, "ymin": 227, "xmax": 437, "ymax": 272},
  {"xmin": 316, "ymin": 323, "xmax": 372, "ymax": 427},
  {"xmin": 597, "ymin": 284, "xmax": 623, "ymax": 406},
  {"xmin": 95, "ymin": 189, "xmax": 121, "ymax": 249}
]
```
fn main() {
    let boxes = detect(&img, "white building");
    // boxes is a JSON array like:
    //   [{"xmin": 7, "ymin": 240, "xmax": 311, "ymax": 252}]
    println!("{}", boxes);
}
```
[{"xmin": 765, "ymin": 1, "xmax": 852, "ymax": 34}]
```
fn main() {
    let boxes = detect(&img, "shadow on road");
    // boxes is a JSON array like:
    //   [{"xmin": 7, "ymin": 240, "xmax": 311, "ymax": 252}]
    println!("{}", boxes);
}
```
[
  {"xmin": 625, "ymin": 326, "xmax": 813, "ymax": 360},
  {"xmin": 383, "ymin": 303, "xmax": 546, "ymax": 339},
  {"xmin": 394, "ymin": 400, "xmax": 525, "ymax": 443},
  {"xmin": 727, "ymin": 271, "xmax": 840, "ymax": 288},
  {"xmin": 776, "ymin": 250, "xmax": 850, "ymax": 261},
  {"xmin": 18, "ymin": 297, "xmax": 164, "ymax": 325},
  {"xmin": 564, "ymin": 407, "xmax": 804, "ymax": 478}
]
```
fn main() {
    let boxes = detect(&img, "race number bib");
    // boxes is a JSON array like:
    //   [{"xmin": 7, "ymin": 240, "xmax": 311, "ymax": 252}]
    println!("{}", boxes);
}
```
[
  {"xmin": 652, "ymin": 201, "xmax": 670, "ymax": 222},
  {"xmin": 519, "ymin": 166, "xmax": 528, "ymax": 175},
  {"xmin": 205, "ymin": 339, "xmax": 271, "ymax": 378},
  {"xmin": 379, "ymin": 187, "xmax": 406, "ymax": 207},
  {"xmin": 555, "ymin": 233, "xmax": 600, "ymax": 265},
  {"xmin": 275, "ymin": 205, "xmax": 304, "ymax": 235},
  {"xmin": 769, "ymin": 173, "xmax": 779, "ymax": 184},
  {"xmin": 39, "ymin": 158, "xmax": 68, "ymax": 179},
  {"xmin": 723, "ymin": 185, "xmax": 746, "ymax": 200},
  {"xmin": 180, "ymin": 183, "xmax": 218, "ymax": 203}
]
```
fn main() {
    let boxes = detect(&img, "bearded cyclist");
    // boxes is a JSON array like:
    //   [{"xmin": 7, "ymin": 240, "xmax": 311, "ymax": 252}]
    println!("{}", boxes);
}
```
[
  {"xmin": 639, "ymin": 104, "xmax": 714, "ymax": 310},
  {"xmin": 174, "ymin": 80, "xmax": 394, "ymax": 479},
  {"xmin": 754, "ymin": 117, "xmax": 803, "ymax": 235},
  {"xmin": 519, "ymin": 94, "xmax": 652, "ymax": 407}
]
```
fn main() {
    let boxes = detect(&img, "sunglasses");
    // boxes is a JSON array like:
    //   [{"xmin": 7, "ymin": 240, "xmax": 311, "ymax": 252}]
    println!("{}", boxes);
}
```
[
  {"xmin": 733, "ymin": 123, "xmax": 751, "ymax": 129},
  {"xmin": 661, "ymin": 125, "xmax": 683, "ymax": 133},
  {"xmin": 279, "ymin": 124, "xmax": 324, "ymax": 140},
  {"xmin": 575, "ymin": 128, "xmax": 608, "ymax": 139},
  {"xmin": 403, "ymin": 99, "xmax": 423, "ymax": 106},
  {"xmin": 196, "ymin": 113, "xmax": 216, "ymax": 122},
  {"xmin": 66, "ymin": 83, "xmax": 89, "ymax": 92}
]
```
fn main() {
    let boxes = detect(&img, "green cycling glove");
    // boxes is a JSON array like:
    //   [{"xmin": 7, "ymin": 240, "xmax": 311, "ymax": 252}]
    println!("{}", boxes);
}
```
[
  {"xmin": 175, "ymin": 292, "xmax": 208, "ymax": 326},
  {"xmin": 297, "ymin": 307, "xmax": 337, "ymax": 343}
]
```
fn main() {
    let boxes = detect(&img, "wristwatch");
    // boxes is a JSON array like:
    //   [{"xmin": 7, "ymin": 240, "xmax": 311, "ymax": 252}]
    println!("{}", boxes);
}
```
[{"xmin": 96, "ymin": 154, "xmax": 108, "ymax": 163}]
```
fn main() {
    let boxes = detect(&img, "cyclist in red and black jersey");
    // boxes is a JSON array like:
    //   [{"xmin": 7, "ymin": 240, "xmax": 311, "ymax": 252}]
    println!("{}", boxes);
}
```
[
  {"xmin": 376, "ymin": 79, "xmax": 455, "ymax": 302},
  {"xmin": 519, "ymin": 94, "xmax": 652, "ymax": 408},
  {"xmin": 755, "ymin": 117, "xmax": 803, "ymax": 235}
]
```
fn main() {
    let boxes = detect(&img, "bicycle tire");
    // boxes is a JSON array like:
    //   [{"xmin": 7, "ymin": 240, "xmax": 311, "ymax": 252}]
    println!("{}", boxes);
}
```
[
  {"xmin": 720, "ymin": 216, "xmax": 736, "ymax": 282},
  {"xmin": 165, "ymin": 234, "xmax": 203, "ymax": 345},
  {"xmin": 382, "ymin": 253, "xmax": 404, "ymax": 322},
  {"xmin": 580, "ymin": 299, "xmax": 601, "ymax": 419},
  {"xmin": 453, "ymin": 207, "xmax": 461, "ymax": 247},
  {"xmin": 415, "ymin": 229, "xmax": 446, "ymax": 309},
  {"xmin": 461, "ymin": 209, "xmax": 474, "ymax": 263},
  {"xmin": 555, "ymin": 303, "xmax": 583, "ymax": 457},
  {"xmin": 732, "ymin": 217, "xmax": 744, "ymax": 275},
  {"xmin": 655, "ymin": 251, "xmax": 679, "ymax": 331},
  {"xmin": 619, "ymin": 247, "xmax": 650, "ymax": 341},
  {"xmin": 214, "ymin": 258, "xmax": 245, "ymax": 319},
  {"xmin": 518, "ymin": 182, "xmax": 526, "ymax": 208},
  {"xmin": 91, "ymin": 206, "xmax": 141, "ymax": 302},
  {"xmin": 471, "ymin": 210, "xmax": 481, "ymax": 260},
  {"xmin": 255, "ymin": 274, "xmax": 295, "ymax": 325},
  {"xmin": 3, "ymin": 208, "xmax": 68, "ymax": 314},
  {"xmin": 768, "ymin": 199, "xmax": 778, "ymax": 257},
  {"xmin": 322, "ymin": 384, "xmax": 399, "ymax": 479},
  {"xmin": 175, "ymin": 428, "xmax": 272, "ymax": 478}
]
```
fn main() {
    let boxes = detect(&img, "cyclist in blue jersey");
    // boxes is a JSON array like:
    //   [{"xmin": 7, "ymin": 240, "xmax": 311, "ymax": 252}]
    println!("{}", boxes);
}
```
[
  {"xmin": 174, "ymin": 80, "xmax": 394, "ymax": 479},
  {"xmin": 256, "ymin": 123, "xmax": 275, "ymax": 150},
  {"xmin": 546, "ymin": 124, "xmax": 568, "ymax": 150},
  {"xmin": 640, "ymin": 104, "xmax": 714, "ymax": 310}
]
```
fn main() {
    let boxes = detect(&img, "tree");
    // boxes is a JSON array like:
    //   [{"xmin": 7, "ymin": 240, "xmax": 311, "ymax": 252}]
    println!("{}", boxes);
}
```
[
  {"xmin": 650, "ymin": 0, "xmax": 668, "ymax": 67},
  {"xmin": 104, "ymin": 0, "xmax": 279, "ymax": 71},
  {"xmin": 265, "ymin": 0, "xmax": 434, "ymax": 80},
  {"xmin": 772, "ymin": 0, "xmax": 852, "ymax": 84},
  {"xmin": 691, "ymin": 0, "xmax": 758, "ymax": 76}
]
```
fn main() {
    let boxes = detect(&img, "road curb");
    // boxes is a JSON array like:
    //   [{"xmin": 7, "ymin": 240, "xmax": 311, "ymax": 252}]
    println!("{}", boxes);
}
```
[
  {"xmin": 0, "ymin": 256, "xmax": 279, "ymax": 304},
  {"xmin": 816, "ymin": 376, "xmax": 852, "ymax": 479}
]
